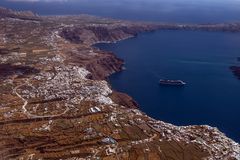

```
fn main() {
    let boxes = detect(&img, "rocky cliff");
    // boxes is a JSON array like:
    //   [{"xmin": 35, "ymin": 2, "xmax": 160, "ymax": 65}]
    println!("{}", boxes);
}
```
[{"xmin": 59, "ymin": 24, "xmax": 158, "ymax": 45}]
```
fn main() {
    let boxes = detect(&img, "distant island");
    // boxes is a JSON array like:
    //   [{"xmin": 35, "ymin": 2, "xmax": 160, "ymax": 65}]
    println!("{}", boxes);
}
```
[
  {"xmin": 0, "ymin": 7, "xmax": 239, "ymax": 160},
  {"xmin": 230, "ymin": 57, "xmax": 240, "ymax": 79}
]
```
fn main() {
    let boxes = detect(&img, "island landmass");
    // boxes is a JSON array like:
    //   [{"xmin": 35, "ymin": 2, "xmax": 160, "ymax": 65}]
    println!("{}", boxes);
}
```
[{"xmin": 0, "ymin": 7, "xmax": 239, "ymax": 160}]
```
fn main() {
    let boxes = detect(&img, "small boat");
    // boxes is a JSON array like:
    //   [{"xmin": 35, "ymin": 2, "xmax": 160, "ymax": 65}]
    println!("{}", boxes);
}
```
[{"xmin": 159, "ymin": 79, "xmax": 186, "ymax": 86}]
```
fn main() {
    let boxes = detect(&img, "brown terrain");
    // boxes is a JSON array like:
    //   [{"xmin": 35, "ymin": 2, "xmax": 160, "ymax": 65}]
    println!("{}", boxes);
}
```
[{"xmin": 0, "ymin": 7, "xmax": 240, "ymax": 160}]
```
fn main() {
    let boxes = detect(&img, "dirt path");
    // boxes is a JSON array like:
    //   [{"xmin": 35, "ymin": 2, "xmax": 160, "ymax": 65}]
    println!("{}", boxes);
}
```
[{"xmin": 13, "ymin": 79, "xmax": 69, "ymax": 118}]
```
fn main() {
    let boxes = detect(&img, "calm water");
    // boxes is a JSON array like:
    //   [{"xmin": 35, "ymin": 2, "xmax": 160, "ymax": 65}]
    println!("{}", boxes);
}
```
[
  {"xmin": 96, "ymin": 31, "xmax": 240, "ymax": 142},
  {"xmin": 1, "ymin": 0, "xmax": 240, "ymax": 141}
]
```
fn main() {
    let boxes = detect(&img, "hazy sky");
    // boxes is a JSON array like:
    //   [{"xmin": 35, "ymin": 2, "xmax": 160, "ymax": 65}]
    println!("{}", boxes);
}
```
[
  {"xmin": 7, "ymin": 0, "xmax": 69, "ymax": 2},
  {"xmin": 4, "ymin": 0, "xmax": 240, "ymax": 3}
]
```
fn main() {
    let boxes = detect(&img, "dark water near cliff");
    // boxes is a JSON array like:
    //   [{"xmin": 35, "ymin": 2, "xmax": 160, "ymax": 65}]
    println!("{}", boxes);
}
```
[{"xmin": 96, "ymin": 30, "xmax": 240, "ymax": 142}]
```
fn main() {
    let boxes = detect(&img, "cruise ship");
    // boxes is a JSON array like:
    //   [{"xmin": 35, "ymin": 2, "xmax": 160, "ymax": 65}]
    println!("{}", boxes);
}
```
[{"xmin": 159, "ymin": 79, "xmax": 186, "ymax": 86}]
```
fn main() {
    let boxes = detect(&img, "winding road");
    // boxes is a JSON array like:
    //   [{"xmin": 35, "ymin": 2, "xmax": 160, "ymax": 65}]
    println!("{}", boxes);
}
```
[{"xmin": 13, "ymin": 79, "xmax": 69, "ymax": 118}]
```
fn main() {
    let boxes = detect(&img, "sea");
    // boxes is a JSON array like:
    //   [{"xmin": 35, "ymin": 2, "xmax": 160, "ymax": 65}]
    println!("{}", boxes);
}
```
[{"xmin": 0, "ymin": 0, "xmax": 240, "ymax": 142}]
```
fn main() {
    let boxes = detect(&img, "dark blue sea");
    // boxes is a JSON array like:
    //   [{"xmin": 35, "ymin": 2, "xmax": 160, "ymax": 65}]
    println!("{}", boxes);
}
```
[
  {"xmin": 96, "ymin": 31, "xmax": 240, "ymax": 142},
  {"xmin": 1, "ymin": 0, "xmax": 240, "ymax": 142}
]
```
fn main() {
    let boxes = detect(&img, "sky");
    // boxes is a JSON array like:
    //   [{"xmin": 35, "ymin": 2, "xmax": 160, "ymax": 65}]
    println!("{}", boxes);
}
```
[
  {"xmin": 4, "ymin": 0, "xmax": 240, "ymax": 3},
  {"xmin": 6, "ymin": 0, "xmax": 69, "ymax": 2}
]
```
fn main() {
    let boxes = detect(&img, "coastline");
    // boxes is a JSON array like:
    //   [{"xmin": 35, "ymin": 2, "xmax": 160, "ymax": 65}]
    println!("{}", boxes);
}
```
[
  {"xmin": 50, "ymin": 12, "xmax": 240, "ymax": 144},
  {"xmin": 93, "ymin": 30, "xmax": 239, "ymax": 142}
]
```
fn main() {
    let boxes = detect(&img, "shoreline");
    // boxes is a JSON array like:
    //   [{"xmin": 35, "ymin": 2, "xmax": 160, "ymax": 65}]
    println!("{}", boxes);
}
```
[{"xmin": 92, "ymin": 29, "xmax": 240, "ymax": 143}]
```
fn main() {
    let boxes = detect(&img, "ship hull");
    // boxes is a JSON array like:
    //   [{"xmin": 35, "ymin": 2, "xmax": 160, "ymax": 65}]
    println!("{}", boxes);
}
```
[{"xmin": 159, "ymin": 79, "xmax": 186, "ymax": 86}]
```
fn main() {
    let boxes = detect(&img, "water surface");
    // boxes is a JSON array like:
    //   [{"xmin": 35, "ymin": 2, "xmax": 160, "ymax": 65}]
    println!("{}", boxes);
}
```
[{"xmin": 96, "ymin": 30, "xmax": 240, "ymax": 142}]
